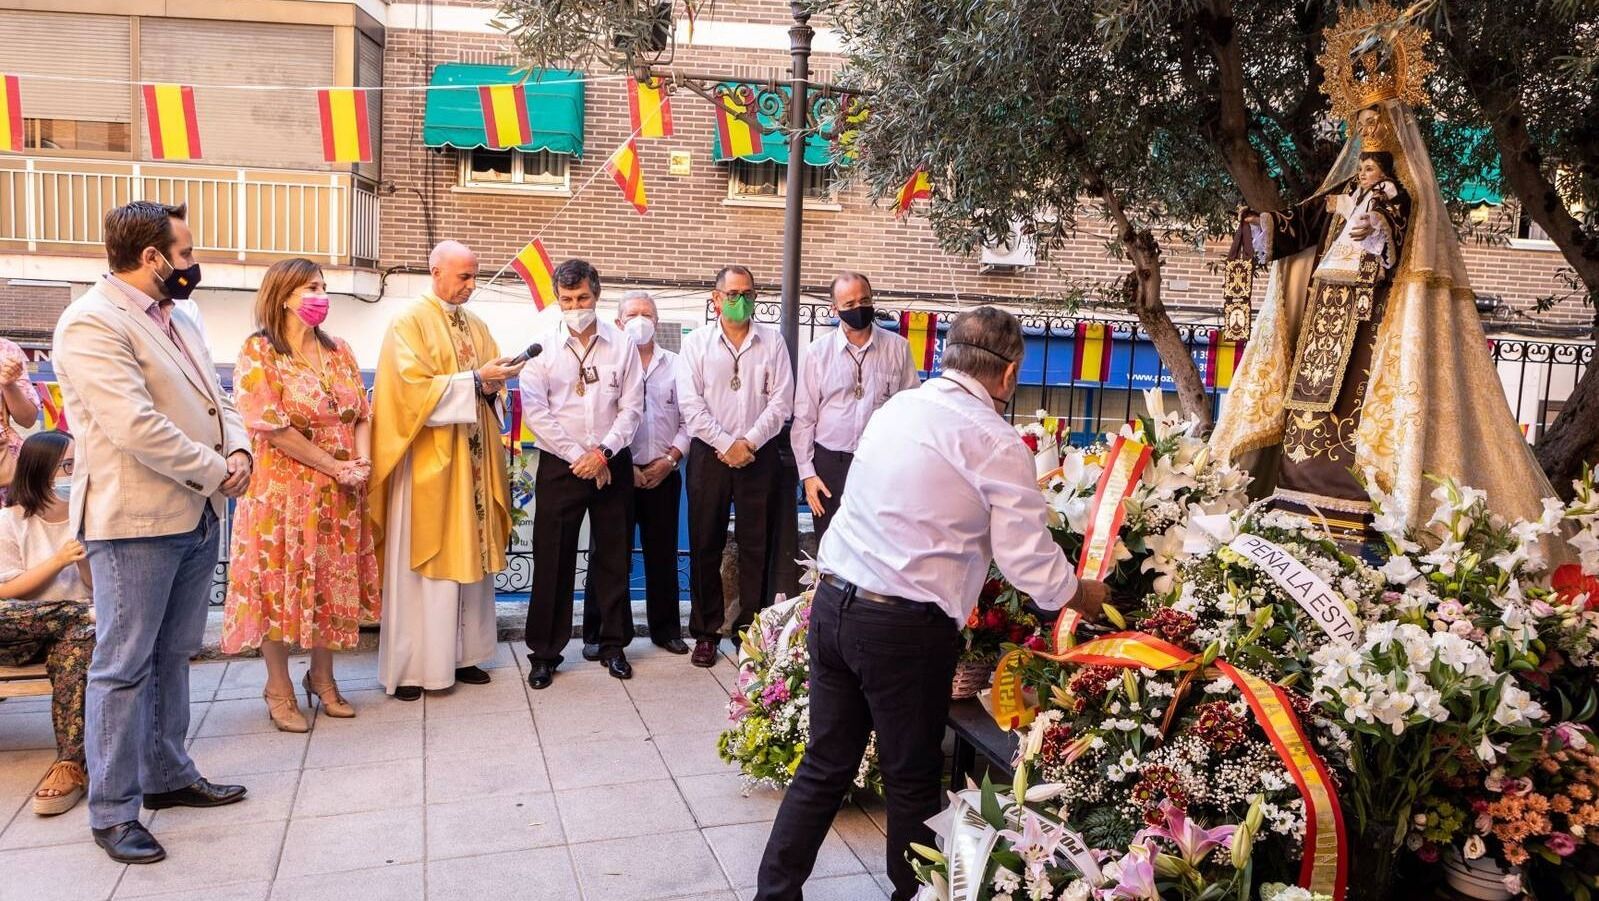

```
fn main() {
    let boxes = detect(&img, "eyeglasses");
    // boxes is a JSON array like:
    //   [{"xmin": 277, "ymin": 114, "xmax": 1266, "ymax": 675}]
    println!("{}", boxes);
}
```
[
  {"xmin": 56, "ymin": 460, "xmax": 75, "ymax": 475},
  {"xmin": 723, "ymin": 291, "xmax": 758, "ymax": 303}
]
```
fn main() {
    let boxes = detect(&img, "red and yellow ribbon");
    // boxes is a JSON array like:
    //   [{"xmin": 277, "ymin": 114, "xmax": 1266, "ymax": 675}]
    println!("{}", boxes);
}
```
[{"xmin": 1077, "ymin": 436, "xmax": 1152, "ymax": 581}]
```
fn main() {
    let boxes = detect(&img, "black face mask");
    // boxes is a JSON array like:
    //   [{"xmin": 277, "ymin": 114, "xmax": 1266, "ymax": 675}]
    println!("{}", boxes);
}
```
[
  {"xmin": 156, "ymin": 254, "xmax": 202, "ymax": 301},
  {"xmin": 838, "ymin": 305, "xmax": 875, "ymax": 330}
]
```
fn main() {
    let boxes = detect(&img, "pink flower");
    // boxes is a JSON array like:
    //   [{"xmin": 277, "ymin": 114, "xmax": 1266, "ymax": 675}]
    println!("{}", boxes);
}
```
[
  {"xmin": 1501, "ymin": 777, "xmax": 1534, "ymax": 797},
  {"xmin": 1417, "ymin": 844, "xmax": 1440, "ymax": 863},
  {"xmin": 1547, "ymin": 833, "xmax": 1578, "ymax": 857},
  {"xmin": 1134, "ymin": 800, "xmax": 1237, "ymax": 865},
  {"xmin": 1106, "ymin": 843, "xmax": 1160, "ymax": 900}
]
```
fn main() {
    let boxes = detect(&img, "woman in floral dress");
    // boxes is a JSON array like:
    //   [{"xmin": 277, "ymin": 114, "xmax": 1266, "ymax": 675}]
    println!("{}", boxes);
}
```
[
  {"xmin": 0, "ymin": 337, "xmax": 41, "ymax": 503},
  {"xmin": 223, "ymin": 258, "xmax": 380, "ymax": 731}
]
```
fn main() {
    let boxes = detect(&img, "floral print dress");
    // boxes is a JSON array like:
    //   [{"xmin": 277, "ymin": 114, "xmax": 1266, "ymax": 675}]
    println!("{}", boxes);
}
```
[{"xmin": 222, "ymin": 334, "xmax": 380, "ymax": 651}]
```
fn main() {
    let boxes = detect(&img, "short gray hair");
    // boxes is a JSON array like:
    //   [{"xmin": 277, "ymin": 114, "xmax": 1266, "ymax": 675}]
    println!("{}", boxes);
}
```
[
  {"xmin": 941, "ymin": 307, "xmax": 1024, "ymax": 381},
  {"xmin": 619, "ymin": 290, "xmax": 657, "ymax": 317}
]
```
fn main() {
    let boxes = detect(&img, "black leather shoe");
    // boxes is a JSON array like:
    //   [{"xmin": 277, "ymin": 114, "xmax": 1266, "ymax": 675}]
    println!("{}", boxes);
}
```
[
  {"xmin": 527, "ymin": 660, "xmax": 555, "ymax": 690},
  {"xmin": 690, "ymin": 639, "xmax": 718, "ymax": 668},
  {"xmin": 581, "ymin": 642, "xmax": 602, "ymax": 661},
  {"xmin": 393, "ymin": 685, "xmax": 422, "ymax": 702},
  {"xmin": 654, "ymin": 638, "xmax": 691, "ymax": 655},
  {"xmin": 454, "ymin": 665, "xmax": 492, "ymax": 685},
  {"xmin": 143, "ymin": 777, "xmax": 247, "ymax": 811},
  {"xmin": 604, "ymin": 655, "xmax": 633, "ymax": 680},
  {"xmin": 92, "ymin": 821, "xmax": 166, "ymax": 864}
]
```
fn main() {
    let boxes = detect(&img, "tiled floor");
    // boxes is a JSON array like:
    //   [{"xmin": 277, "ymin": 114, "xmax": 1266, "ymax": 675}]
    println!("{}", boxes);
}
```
[{"xmin": 0, "ymin": 641, "xmax": 892, "ymax": 900}]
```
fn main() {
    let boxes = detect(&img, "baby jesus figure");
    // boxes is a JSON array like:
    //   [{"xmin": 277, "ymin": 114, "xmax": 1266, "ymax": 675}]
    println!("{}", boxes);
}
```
[{"xmin": 1314, "ymin": 151, "xmax": 1403, "ymax": 282}]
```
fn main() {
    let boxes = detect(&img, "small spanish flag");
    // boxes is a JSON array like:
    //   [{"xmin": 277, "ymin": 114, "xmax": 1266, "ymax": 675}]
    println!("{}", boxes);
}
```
[
  {"xmin": 510, "ymin": 239, "xmax": 557, "ymax": 311},
  {"xmin": 715, "ymin": 94, "xmax": 762, "ymax": 158},
  {"xmin": 1073, "ymin": 322, "xmax": 1113, "ymax": 383},
  {"xmin": 1205, "ymin": 328, "xmax": 1246, "ymax": 389},
  {"xmin": 899, "ymin": 311, "xmax": 939, "ymax": 372},
  {"xmin": 628, "ymin": 76, "xmax": 674, "ymax": 139},
  {"xmin": 606, "ymin": 139, "xmax": 648, "ymax": 215},
  {"xmin": 34, "ymin": 381, "xmax": 68, "ymax": 433},
  {"xmin": 142, "ymin": 83, "xmax": 202, "ymax": 161},
  {"xmin": 895, "ymin": 168, "xmax": 931, "ymax": 217},
  {"xmin": 317, "ymin": 88, "xmax": 373, "ymax": 163},
  {"xmin": 478, "ymin": 83, "xmax": 532, "ymax": 150},
  {"xmin": 1, "ymin": 75, "xmax": 21, "ymax": 153}
]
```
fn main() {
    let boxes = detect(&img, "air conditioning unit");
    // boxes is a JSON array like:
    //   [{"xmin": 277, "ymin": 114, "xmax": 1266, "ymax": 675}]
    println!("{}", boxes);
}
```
[
  {"xmin": 980, "ymin": 224, "xmax": 1037, "ymax": 273},
  {"xmin": 656, "ymin": 321, "xmax": 692, "ymax": 354}
]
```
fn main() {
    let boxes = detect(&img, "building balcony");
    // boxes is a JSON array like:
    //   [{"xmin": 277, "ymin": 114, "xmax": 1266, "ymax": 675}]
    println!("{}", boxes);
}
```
[{"xmin": 0, "ymin": 156, "xmax": 379, "ymax": 270}]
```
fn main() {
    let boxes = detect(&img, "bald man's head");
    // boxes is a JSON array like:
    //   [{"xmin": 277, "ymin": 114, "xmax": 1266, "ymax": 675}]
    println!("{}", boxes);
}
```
[{"xmin": 429, "ymin": 240, "xmax": 478, "ymax": 304}]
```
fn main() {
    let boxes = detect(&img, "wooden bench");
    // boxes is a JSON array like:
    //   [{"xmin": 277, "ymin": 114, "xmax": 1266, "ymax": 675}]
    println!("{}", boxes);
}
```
[
  {"xmin": 0, "ymin": 663, "xmax": 52, "ymax": 699},
  {"xmin": 947, "ymin": 697, "xmax": 1018, "ymax": 789}
]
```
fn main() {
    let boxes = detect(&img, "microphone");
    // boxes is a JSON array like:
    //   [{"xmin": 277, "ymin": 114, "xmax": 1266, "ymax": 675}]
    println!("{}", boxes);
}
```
[{"xmin": 509, "ymin": 343, "xmax": 543, "ymax": 365}]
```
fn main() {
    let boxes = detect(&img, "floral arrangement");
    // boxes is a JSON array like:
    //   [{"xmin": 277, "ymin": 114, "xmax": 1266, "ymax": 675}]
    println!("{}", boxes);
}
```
[
  {"xmin": 964, "ymin": 565, "xmax": 1046, "ymax": 663},
  {"xmin": 717, "ymin": 593, "xmax": 883, "ymax": 795}
]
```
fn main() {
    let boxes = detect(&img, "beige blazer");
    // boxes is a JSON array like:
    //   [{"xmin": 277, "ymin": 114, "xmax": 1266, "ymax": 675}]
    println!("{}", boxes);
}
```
[{"xmin": 52, "ymin": 276, "xmax": 248, "ymax": 541}]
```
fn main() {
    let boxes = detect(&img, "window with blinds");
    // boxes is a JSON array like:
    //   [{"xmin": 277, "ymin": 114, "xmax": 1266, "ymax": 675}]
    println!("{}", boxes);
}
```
[
  {"xmin": 139, "ymin": 19, "xmax": 336, "ymax": 170},
  {"xmin": 356, "ymin": 31, "xmax": 383, "ymax": 178},
  {"xmin": 0, "ymin": 11, "xmax": 132, "ymax": 153}
]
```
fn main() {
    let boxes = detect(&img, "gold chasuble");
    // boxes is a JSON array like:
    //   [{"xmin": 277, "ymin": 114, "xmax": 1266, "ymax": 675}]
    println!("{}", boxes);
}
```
[{"xmin": 370, "ymin": 295, "xmax": 510, "ymax": 583}]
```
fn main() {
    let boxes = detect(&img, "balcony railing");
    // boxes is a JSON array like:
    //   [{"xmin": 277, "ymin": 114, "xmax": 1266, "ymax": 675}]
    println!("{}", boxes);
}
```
[{"xmin": 0, "ymin": 156, "xmax": 379, "ymax": 268}]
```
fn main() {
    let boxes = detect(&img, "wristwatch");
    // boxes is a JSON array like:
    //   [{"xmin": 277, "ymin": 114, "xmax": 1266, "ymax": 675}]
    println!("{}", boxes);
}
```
[{"xmin": 600, "ymin": 446, "xmax": 614, "ymax": 461}]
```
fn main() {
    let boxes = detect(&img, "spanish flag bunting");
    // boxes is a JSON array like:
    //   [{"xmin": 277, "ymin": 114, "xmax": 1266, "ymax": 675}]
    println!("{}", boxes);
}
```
[
  {"xmin": 1205, "ymin": 328, "xmax": 1246, "ymax": 389},
  {"xmin": 142, "ymin": 83, "xmax": 202, "ymax": 161},
  {"xmin": 627, "ymin": 76, "xmax": 674, "ymax": 139},
  {"xmin": 478, "ymin": 83, "xmax": 532, "ymax": 150},
  {"xmin": 34, "ymin": 381, "xmax": 68, "ymax": 432},
  {"xmin": 317, "ymin": 88, "xmax": 373, "ymax": 163},
  {"xmin": 714, "ymin": 94, "xmax": 762, "ymax": 158},
  {"xmin": 895, "ymin": 168, "xmax": 931, "ymax": 217},
  {"xmin": 1073, "ymin": 322, "xmax": 1113, "ymax": 383},
  {"xmin": 899, "ymin": 311, "xmax": 938, "ymax": 372},
  {"xmin": 509, "ymin": 238, "xmax": 557, "ymax": 311},
  {"xmin": 606, "ymin": 139, "xmax": 648, "ymax": 215},
  {"xmin": 1, "ymin": 75, "xmax": 21, "ymax": 153}
]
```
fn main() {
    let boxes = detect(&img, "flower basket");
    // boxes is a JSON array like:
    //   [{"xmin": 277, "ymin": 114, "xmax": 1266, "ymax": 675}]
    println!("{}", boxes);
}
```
[
  {"xmin": 1442, "ymin": 849, "xmax": 1519, "ymax": 901},
  {"xmin": 951, "ymin": 656, "xmax": 997, "ymax": 700}
]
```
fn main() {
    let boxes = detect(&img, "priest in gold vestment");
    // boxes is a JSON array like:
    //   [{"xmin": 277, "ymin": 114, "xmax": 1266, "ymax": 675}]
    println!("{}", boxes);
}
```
[
  {"xmin": 1210, "ymin": 10, "xmax": 1555, "ymax": 540},
  {"xmin": 371, "ymin": 241, "xmax": 525, "ymax": 699}
]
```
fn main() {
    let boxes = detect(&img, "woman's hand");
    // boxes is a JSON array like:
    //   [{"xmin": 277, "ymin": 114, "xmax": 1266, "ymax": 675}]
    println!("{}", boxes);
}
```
[
  {"xmin": 52, "ymin": 539, "xmax": 87, "ymax": 568},
  {"xmin": 333, "ymin": 461, "xmax": 368, "ymax": 488}
]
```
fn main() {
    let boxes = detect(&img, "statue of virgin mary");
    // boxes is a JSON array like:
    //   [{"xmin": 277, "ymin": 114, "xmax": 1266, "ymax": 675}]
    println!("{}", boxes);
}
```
[{"xmin": 1209, "ymin": 2, "xmax": 1557, "ymax": 540}]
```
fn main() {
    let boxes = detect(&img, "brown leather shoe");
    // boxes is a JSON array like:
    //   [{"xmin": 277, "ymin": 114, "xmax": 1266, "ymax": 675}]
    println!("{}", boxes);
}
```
[{"xmin": 690, "ymin": 639, "xmax": 718, "ymax": 668}]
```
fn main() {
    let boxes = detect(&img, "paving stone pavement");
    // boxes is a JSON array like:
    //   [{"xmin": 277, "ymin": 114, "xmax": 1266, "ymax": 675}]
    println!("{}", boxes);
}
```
[{"xmin": 0, "ymin": 640, "xmax": 893, "ymax": 901}]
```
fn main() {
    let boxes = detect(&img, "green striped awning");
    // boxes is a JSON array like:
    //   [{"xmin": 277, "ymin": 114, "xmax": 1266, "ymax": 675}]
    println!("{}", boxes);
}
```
[{"xmin": 422, "ymin": 64, "xmax": 585, "ymax": 157}]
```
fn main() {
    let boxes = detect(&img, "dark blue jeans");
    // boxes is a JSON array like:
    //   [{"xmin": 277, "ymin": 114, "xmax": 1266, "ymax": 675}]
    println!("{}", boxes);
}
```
[{"xmin": 84, "ymin": 507, "xmax": 220, "ymax": 828}]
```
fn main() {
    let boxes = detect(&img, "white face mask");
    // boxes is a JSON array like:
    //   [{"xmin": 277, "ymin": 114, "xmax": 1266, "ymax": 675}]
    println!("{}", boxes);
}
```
[
  {"xmin": 624, "ymin": 316, "xmax": 656, "ymax": 346},
  {"xmin": 53, "ymin": 478, "xmax": 72, "ymax": 502},
  {"xmin": 563, "ymin": 307, "xmax": 597, "ymax": 332}
]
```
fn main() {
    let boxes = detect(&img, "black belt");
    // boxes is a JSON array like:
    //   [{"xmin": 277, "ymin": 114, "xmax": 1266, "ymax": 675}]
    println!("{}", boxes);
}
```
[{"xmin": 820, "ymin": 574, "xmax": 929, "ymax": 612}]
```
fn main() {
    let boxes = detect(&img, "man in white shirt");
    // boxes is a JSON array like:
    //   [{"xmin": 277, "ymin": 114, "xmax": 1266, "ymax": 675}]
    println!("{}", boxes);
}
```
[
  {"xmin": 790, "ymin": 272, "xmax": 919, "ymax": 540},
  {"xmin": 521, "ymin": 260, "xmax": 644, "ymax": 688},
  {"xmin": 676, "ymin": 265, "xmax": 794, "ymax": 667},
  {"xmin": 580, "ymin": 291, "xmax": 691, "ymax": 659},
  {"xmin": 755, "ymin": 307, "xmax": 1109, "ymax": 901}
]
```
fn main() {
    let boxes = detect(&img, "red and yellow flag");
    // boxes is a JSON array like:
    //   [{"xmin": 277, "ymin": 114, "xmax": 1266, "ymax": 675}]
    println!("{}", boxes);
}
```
[
  {"xmin": 34, "ymin": 381, "xmax": 68, "ymax": 432},
  {"xmin": 317, "ymin": 88, "xmax": 373, "ymax": 163},
  {"xmin": 142, "ymin": 83, "xmax": 202, "ymax": 161},
  {"xmin": 895, "ymin": 168, "xmax": 931, "ymax": 216},
  {"xmin": 627, "ymin": 76, "xmax": 674, "ymax": 139},
  {"xmin": 1205, "ymin": 328, "xmax": 1247, "ymax": 389},
  {"xmin": 606, "ymin": 139, "xmax": 648, "ymax": 215},
  {"xmin": 1, "ymin": 75, "xmax": 21, "ymax": 153},
  {"xmin": 899, "ymin": 311, "xmax": 938, "ymax": 372},
  {"xmin": 715, "ymin": 94, "xmax": 762, "ymax": 158},
  {"xmin": 1077, "ymin": 435, "xmax": 1153, "ymax": 581},
  {"xmin": 478, "ymin": 83, "xmax": 532, "ymax": 150},
  {"xmin": 510, "ymin": 239, "xmax": 557, "ymax": 311},
  {"xmin": 1073, "ymin": 322, "xmax": 1113, "ymax": 383}
]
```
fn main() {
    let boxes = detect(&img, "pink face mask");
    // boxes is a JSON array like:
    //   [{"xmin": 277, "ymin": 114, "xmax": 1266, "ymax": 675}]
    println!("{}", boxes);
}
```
[{"xmin": 295, "ymin": 293, "xmax": 330, "ymax": 327}]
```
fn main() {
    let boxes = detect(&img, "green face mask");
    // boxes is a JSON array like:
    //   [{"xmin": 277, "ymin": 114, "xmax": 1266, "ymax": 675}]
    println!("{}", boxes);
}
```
[{"xmin": 720, "ymin": 293, "xmax": 753, "ymax": 323}]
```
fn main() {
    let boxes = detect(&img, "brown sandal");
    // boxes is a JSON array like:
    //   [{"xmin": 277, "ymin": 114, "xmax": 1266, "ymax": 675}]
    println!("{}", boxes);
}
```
[{"xmin": 33, "ymin": 760, "xmax": 87, "ymax": 816}]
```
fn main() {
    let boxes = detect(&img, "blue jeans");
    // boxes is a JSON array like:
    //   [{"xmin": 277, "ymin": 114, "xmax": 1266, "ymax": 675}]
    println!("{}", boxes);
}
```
[{"xmin": 84, "ymin": 507, "xmax": 220, "ymax": 828}]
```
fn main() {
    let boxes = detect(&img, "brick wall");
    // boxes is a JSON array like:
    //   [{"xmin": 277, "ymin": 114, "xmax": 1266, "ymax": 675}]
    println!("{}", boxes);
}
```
[
  {"xmin": 0, "ymin": 281, "xmax": 72, "ymax": 338},
  {"xmin": 380, "ymin": 8, "xmax": 1589, "ymax": 336}
]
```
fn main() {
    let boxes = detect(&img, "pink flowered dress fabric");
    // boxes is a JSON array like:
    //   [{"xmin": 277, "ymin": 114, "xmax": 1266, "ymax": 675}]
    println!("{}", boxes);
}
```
[{"xmin": 222, "ymin": 334, "xmax": 380, "ymax": 652}]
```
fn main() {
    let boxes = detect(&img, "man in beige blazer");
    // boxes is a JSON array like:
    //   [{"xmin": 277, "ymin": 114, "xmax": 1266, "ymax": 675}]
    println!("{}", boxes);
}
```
[{"xmin": 52, "ymin": 201, "xmax": 253, "ymax": 865}]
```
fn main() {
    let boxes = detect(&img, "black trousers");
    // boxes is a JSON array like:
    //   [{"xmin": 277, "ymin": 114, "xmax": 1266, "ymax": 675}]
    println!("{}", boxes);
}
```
[
  {"xmin": 809, "ymin": 445, "xmax": 853, "ymax": 542},
  {"xmin": 755, "ymin": 580, "xmax": 960, "ymax": 901},
  {"xmin": 583, "ymin": 468, "xmax": 683, "ymax": 645},
  {"xmin": 525, "ymin": 449, "xmax": 634, "ymax": 664},
  {"xmin": 686, "ymin": 438, "xmax": 779, "ymax": 640}
]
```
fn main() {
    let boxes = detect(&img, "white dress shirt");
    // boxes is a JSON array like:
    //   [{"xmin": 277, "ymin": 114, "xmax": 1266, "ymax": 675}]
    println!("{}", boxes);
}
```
[
  {"xmin": 817, "ymin": 370, "xmax": 1079, "ymax": 624},
  {"xmin": 791, "ymin": 325, "xmax": 921, "ymax": 480},
  {"xmin": 520, "ymin": 319, "xmax": 644, "ymax": 465},
  {"xmin": 676, "ymin": 321, "xmax": 794, "ymax": 454},
  {"xmin": 632, "ymin": 346, "xmax": 691, "ymax": 465}
]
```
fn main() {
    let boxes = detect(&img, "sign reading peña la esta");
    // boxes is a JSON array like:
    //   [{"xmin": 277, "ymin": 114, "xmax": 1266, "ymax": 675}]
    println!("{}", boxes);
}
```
[{"xmin": 1229, "ymin": 534, "xmax": 1361, "ymax": 644}]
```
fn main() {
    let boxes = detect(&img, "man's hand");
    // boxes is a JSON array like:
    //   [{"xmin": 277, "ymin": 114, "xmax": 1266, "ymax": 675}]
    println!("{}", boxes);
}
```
[
  {"xmin": 220, "ymin": 451, "xmax": 253, "ymax": 498},
  {"xmin": 803, "ymin": 476, "xmax": 832, "ymax": 518},
  {"xmin": 721, "ymin": 439, "xmax": 755, "ymax": 468},
  {"xmin": 1068, "ymin": 578, "xmax": 1111, "ymax": 622},
  {"xmin": 639, "ymin": 457, "xmax": 674, "ymax": 489},
  {"xmin": 594, "ymin": 464, "xmax": 612, "ymax": 490},
  {"xmin": 0, "ymin": 357, "xmax": 22, "ymax": 385},
  {"xmin": 633, "ymin": 465, "xmax": 648, "ymax": 489},
  {"xmin": 476, "ymin": 356, "xmax": 526, "ymax": 391},
  {"xmin": 570, "ymin": 448, "xmax": 608, "ymax": 480}
]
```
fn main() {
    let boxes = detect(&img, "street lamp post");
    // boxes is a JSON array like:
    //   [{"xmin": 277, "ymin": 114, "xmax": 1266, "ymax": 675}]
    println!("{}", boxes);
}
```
[{"xmin": 780, "ymin": 3, "xmax": 814, "ymax": 368}]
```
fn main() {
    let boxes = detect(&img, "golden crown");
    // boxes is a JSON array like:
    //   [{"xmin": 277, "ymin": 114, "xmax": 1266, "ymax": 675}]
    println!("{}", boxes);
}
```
[{"xmin": 1318, "ymin": 1, "xmax": 1436, "ymax": 121}]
